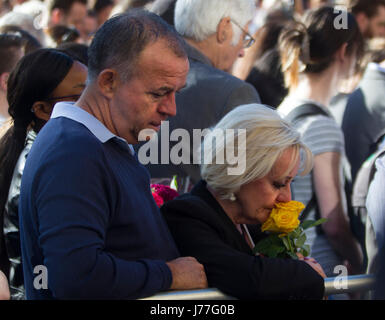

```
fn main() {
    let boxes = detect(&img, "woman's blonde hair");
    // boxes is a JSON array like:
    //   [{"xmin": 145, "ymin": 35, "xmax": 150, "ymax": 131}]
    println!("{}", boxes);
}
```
[{"xmin": 200, "ymin": 103, "xmax": 313, "ymax": 199}]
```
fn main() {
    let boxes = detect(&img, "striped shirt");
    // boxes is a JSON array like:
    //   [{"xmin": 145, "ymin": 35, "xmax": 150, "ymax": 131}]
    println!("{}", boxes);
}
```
[{"xmin": 278, "ymin": 97, "xmax": 345, "ymax": 276}]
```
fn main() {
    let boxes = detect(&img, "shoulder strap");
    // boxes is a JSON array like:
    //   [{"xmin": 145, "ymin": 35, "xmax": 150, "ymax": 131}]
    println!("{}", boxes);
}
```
[
  {"xmin": 299, "ymin": 194, "xmax": 317, "ymax": 222},
  {"xmin": 285, "ymin": 103, "xmax": 330, "ymax": 123},
  {"xmin": 352, "ymin": 146, "xmax": 385, "ymax": 207},
  {"xmin": 285, "ymin": 103, "xmax": 329, "ymax": 222}
]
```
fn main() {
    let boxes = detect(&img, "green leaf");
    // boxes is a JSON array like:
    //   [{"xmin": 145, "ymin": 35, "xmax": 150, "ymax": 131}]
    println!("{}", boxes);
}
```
[
  {"xmin": 253, "ymin": 235, "xmax": 279, "ymax": 254},
  {"xmin": 300, "ymin": 244, "xmax": 310, "ymax": 257},
  {"xmin": 253, "ymin": 235, "xmax": 287, "ymax": 258},
  {"xmin": 170, "ymin": 175, "xmax": 178, "ymax": 191},
  {"xmin": 281, "ymin": 236, "xmax": 290, "ymax": 251},
  {"xmin": 295, "ymin": 233, "xmax": 307, "ymax": 248},
  {"xmin": 265, "ymin": 244, "xmax": 285, "ymax": 258},
  {"xmin": 301, "ymin": 218, "xmax": 327, "ymax": 230}
]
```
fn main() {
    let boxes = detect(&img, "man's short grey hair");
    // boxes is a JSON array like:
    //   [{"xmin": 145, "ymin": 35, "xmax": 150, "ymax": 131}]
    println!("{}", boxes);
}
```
[
  {"xmin": 174, "ymin": 0, "xmax": 256, "ymax": 45},
  {"xmin": 87, "ymin": 9, "xmax": 187, "ymax": 82},
  {"xmin": 200, "ymin": 103, "xmax": 313, "ymax": 200}
]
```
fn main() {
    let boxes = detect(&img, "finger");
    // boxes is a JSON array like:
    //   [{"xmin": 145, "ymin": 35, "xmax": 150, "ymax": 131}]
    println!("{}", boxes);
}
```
[{"xmin": 296, "ymin": 253, "xmax": 305, "ymax": 260}]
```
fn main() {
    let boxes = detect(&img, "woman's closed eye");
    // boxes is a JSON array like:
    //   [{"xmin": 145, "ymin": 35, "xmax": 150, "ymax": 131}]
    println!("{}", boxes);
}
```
[{"xmin": 273, "ymin": 181, "xmax": 287, "ymax": 189}]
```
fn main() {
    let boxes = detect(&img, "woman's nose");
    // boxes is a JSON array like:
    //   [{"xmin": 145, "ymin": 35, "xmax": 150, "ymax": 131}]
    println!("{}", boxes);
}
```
[{"xmin": 277, "ymin": 184, "xmax": 292, "ymax": 203}]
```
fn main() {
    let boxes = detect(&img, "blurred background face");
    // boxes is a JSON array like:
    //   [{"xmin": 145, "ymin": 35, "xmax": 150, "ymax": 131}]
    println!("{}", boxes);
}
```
[
  {"xmin": 218, "ymin": 21, "xmax": 249, "ymax": 72},
  {"xmin": 366, "ymin": 5, "xmax": 385, "ymax": 38},
  {"xmin": 65, "ymin": 1, "xmax": 88, "ymax": 32}
]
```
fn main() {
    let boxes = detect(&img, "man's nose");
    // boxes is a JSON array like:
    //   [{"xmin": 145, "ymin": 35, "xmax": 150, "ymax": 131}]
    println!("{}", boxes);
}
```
[{"xmin": 159, "ymin": 93, "xmax": 177, "ymax": 117}]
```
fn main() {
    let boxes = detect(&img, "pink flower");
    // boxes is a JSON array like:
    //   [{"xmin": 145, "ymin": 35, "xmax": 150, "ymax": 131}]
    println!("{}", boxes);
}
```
[
  {"xmin": 151, "ymin": 184, "xmax": 179, "ymax": 207},
  {"xmin": 152, "ymin": 192, "xmax": 164, "ymax": 208}
]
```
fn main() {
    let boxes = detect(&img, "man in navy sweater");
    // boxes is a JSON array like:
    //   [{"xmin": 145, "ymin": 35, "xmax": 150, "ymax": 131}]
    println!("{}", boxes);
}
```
[{"xmin": 18, "ymin": 10, "xmax": 207, "ymax": 299}]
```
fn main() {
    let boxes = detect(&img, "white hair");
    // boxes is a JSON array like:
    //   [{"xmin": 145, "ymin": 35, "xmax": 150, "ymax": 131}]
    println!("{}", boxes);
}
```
[
  {"xmin": 200, "ymin": 103, "xmax": 313, "ymax": 199},
  {"xmin": 0, "ymin": 11, "xmax": 47, "ymax": 46},
  {"xmin": 174, "ymin": 0, "xmax": 256, "ymax": 45}
]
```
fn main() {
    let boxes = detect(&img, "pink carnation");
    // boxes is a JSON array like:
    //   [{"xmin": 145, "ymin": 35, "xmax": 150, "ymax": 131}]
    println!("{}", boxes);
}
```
[
  {"xmin": 152, "ymin": 191, "xmax": 164, "ymax": 208},
  {"xmin": 151, "ymin": 184, "xmax": 179, "ymax": 203}
]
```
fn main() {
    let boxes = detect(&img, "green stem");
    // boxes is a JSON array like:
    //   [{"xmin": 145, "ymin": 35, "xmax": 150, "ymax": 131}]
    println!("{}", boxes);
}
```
[{"xmin": 286, "ymin": 236, "xmax": 294, "ymax": 254}]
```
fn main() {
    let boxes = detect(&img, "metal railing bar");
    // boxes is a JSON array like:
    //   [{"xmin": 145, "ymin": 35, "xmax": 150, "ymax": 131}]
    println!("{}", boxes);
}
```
[{"xmin": 140, "ymin": 274, "xmax": 376, "ymax": 300}]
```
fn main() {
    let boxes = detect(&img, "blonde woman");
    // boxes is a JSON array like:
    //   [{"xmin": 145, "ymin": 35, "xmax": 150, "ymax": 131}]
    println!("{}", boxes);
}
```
[{"xmin": 162, "ymin": 103, "xmax": 326, "ymax": 300}]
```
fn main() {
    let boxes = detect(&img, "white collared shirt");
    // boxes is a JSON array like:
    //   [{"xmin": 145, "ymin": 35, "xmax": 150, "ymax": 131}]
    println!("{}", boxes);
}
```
[{"xmin": 51, "ymin": 102, "xmax": 135, "ymax": 155}]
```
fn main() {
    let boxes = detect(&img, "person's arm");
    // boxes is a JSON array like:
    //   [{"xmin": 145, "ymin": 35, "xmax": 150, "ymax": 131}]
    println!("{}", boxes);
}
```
[
  {"xmin": 313, "ymin": 151, "xmax": 363, "ymax": 274},
  {"xmin": 0, "ymin": 270, "xmax": 10, "ymax": 300},
  {"xmin": 162, "ymin": 200, "xmax": 324, "ymax": 300}
]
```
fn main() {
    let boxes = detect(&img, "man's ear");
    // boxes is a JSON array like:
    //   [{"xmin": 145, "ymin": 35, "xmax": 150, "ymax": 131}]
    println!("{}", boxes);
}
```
[
  {"xmin": 31, "ymin": 101, "xmax": 52, "ymax": 121},
  {"xmin": 97, "ymin": 69, "xmax": 118, "ymax": 99},
  {"xmin": 0, "ymin": 72, "xmax": 9, "ymax": 91},
  {"xmin": 335, "ymin": 42, "xmax": 348, "ymax": 63},
  {"xmin": 216, "ymin": 16, "xmax": 232, "ymax": 44}
]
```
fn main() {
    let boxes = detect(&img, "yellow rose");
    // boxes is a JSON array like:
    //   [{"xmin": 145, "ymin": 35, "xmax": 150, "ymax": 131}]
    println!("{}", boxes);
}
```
[{"xmin": 261, "ymin": 201, "xmax": 305, "ymax": 235}]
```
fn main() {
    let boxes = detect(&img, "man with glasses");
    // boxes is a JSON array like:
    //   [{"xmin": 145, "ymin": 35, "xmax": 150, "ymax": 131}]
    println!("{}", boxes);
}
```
[{"xmin": 145, "ymin": 0, "xmax": 261, "ymax": 192}]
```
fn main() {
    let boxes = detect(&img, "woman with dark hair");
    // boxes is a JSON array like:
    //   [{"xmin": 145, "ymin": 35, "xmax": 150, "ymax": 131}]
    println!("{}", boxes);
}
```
[
  {"xmin": 0, "ymin": 48, "xmax": 87, "ymax": 299},
  {"xmin": 277, "ymin": 7, "xmax": 364, "ymax": 281}
]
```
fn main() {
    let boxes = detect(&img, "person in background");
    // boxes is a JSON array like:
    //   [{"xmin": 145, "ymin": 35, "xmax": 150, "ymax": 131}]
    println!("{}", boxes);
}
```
[
  {"xmin": 77, "ymin": 9, "xmax": 98, "ymax": 44},
  {"xmin": 91, "ymin": 0, "xmax": 115, "ymax": 27},
  {"xmin": 342, "ymin": 38, "xmax": 385, "ymax": 183},
  {"xmin": 348, "ymin": 0, "xmax": 385, "ymax": 39},
  {"xmin": 0, "ymin": 10, "xmax": 46, "ymax": 47},
  {"xmin": 0, "ymin": 270, "xmax": 10, "ymax": 300},
  {"xmin": 18, "ymin": 10, "xmax": 207, "ymax": 300},
  {"xmin": 0, "ymin": 49, "xmax": 88, "ymax": 299},
  {"xmin": 57, "ymin": 42, "xmax": 89, "ymax": 65},
  {"xmin": 150, "ymin": 0, "xmax": 176, "ymax": 26},
  {"xmin": 47, "ymin": 25, "xmax": 80, "ymax": 46},
  {"xmin": 162, "ymin": 103, "xmax": 326, "ymax": 300},
  {"xmin": 0, "ymin": 25, "xmax": 42, "ymax": 54},
  {"xmin": 277, "ymin": 7, "xmax": 364, "ymax": 280},
  {"xmin": 0, "ymin": 33, "xmax": 24, "ymax": 127},
  {"xmin": 45, "ymin": 0, "xmax": 88, "ymax": 42},
  {"xmin": 145, "ymin": 0, "xmax": 261, "ymax": 193}
]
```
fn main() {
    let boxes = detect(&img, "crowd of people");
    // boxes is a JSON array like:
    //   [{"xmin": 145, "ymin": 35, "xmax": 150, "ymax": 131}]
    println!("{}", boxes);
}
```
[{"xmin": 0, "ymin": 0, "xmax": 384, "ymax": 301}]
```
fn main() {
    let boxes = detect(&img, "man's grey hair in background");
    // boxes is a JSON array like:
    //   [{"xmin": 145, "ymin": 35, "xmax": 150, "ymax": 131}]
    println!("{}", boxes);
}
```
[
  {"xmin": 174, "ymin": 0, "xmax": 256, "ymax": 46},
  {"xmin": 87, "ymin": 9, "xmax": 187, "ymax": 83}
]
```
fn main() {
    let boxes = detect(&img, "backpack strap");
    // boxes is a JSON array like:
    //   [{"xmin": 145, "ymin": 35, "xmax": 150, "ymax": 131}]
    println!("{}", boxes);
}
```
[
  {"xmin": 284, "ymin": 103, "xmax": 330, "ymax": 224},
  {"xmin": 285, "ymin": 103, "xmax": 330, "ymax": 123},
  {"xmin": 352, "ymin": 146, "xmax": 385, "ymax": 207}
]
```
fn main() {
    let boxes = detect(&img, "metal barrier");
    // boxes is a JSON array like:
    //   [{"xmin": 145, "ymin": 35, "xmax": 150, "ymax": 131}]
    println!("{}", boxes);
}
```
[{"xmin": 141, "ymin": 274, "xmax": 376, "ymax": 300}]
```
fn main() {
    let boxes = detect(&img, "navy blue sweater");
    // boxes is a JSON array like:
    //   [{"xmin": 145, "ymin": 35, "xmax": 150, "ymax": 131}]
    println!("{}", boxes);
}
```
[{"xmin": 19, "ymin": 116, "xmax": 179, "ymax": 299}]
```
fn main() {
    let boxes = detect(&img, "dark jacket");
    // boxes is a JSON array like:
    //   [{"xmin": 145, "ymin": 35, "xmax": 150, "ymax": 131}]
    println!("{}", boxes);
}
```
[{"xmin": 162, "ymin": 180, "xmax": 325, "ymax": 300}]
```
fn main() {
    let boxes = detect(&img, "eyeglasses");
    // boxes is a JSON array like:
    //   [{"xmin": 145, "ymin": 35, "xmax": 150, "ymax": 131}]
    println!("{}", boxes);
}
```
[
  {"xmin": 230, "ymin": 19, "xmax": 255, "ymax": 49},
  {"xmin": 44, "ymin": 94, "xmax": 81, "ymax": 102}
]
